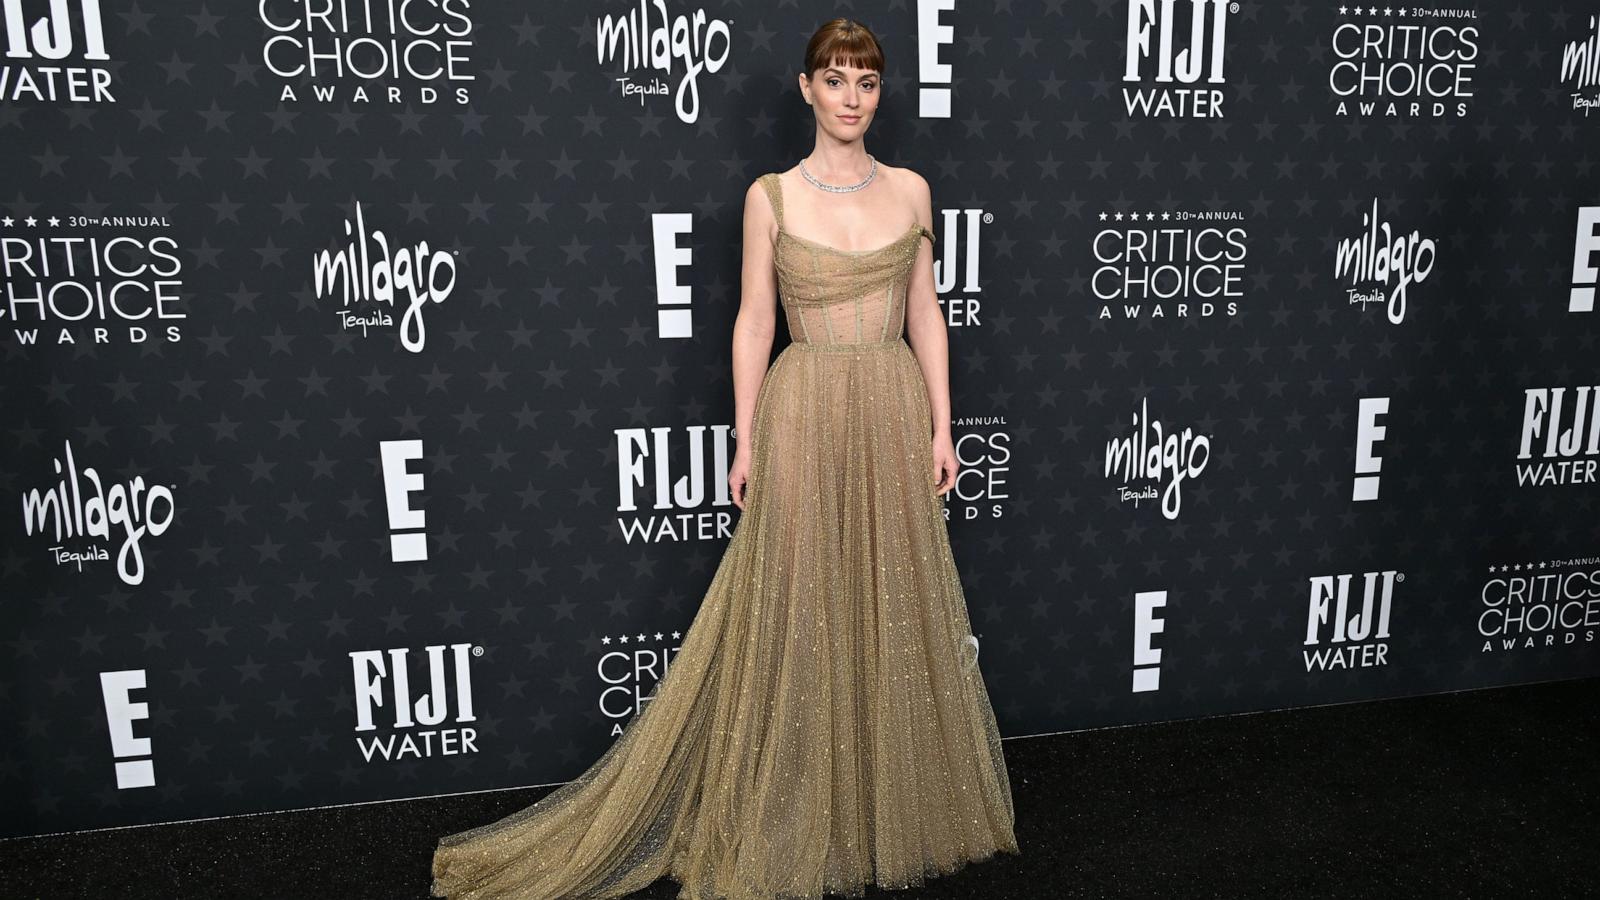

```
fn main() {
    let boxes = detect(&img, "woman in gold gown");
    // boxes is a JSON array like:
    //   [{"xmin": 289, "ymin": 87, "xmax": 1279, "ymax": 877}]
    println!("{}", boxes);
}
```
[{"xmin": 431, "ymin": 18, "xmax": 1019, "ymax": 899}]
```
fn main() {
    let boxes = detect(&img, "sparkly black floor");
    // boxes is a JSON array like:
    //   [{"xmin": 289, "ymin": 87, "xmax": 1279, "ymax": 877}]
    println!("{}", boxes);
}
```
[{"xmin": 5, "ymin": 677, "xmax": 1597, "ymax": 898}]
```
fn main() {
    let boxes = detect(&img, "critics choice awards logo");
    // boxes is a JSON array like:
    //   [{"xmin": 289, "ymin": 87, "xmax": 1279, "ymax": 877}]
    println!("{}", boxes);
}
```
[
  {"xmin": 1092, "ymin": 207, "xmax": 1248, "ymax": 321},
  {"xmin": 947, "ymin": 414, "xmax": 1011, "ymax": 523},
  {"xmin": 1, "ymin": 211, "xmax": 186, "ymax": 347},
  {"xmin": 1478, "ymin": 558, "xmax": 1600, "ymax": 653},
  {"xmin": 596, "ymin": 0, "xmax": 733, "ymax": 124},
  {"xmin": 594, "ymin": 628, "xmax": 683, "ymax": 737},
  {"xmin": 1, "ymin": 0, "xmax": 115, "ymax": 103},
  {"xmin": 1329, "ymin": 6, "xmax": 1479, "ymax": 118},
  {"xmin": 20, "ymin": 440, "xmax": 177, "ymax": 587},
  {"xmin": 260, "ymin": 0, "xmax": 475, "ymax": 104}
]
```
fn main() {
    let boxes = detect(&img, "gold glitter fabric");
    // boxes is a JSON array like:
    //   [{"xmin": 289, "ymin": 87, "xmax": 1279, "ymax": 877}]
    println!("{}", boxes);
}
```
[{"xmin": 431, "ymin": 172, "xmax": 1019, "ymax": 899}]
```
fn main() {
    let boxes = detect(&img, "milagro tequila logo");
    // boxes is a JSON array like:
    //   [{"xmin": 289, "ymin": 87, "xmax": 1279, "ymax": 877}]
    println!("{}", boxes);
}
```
[
  {"xmin": 1104, "ymin": 397, "xmax": 1212, "ymax": 520},
  {"xmin": 1093, "ymin": 207, "xmax": 1247, "ymax": 320},
  {"xmin": 1333, "ymin": 198, "xmax": 1437, "ymax": 324},
  {"xmin": 1516, "ymin": 386, "xmax": 1600, "ymax": 486},
  {"xmin": 1, "ymin": 0, "xmax": 114, "ymax": 103},
  {"xmin": 312, "ymin": 201, "xmax": 457, "ymax": 353},
  {"xmin": 596, "ymin": 0, "xmax": 732, "ymax": 124},
  {"xmin": 1120, "ymin": 0, "xmax": 1234, "ymax": 118},
  {"xmin": 615, "ymin": 424, "xmax": 737, "ymax": 543},
  {"xmin": 1303, "ymin": 571, "xmax": 1399, "ymax": 671},
  {"xmin": 260, "ymin": 0, "xmax": 474, "ymax": 104},
  {"xmin": 350, "ymin": 643, "xmax": 480, "ymax": 761},
  {"xmin": 1329, "ymin": 7, "xmax": 1478, "ymax": 118},
  {"xmin": 1478, "ymin": 557, "xmax": 1600, "ymax": 652},
  {"xmin": 20, "ymin": 440, "xmax": 176, "ymax": 586},
  {"xmin": 2, "ymin": 212, "xmax": 186, "ymax": 348},
  {"xmin": 1560, "ymin": 14, "xmax": 1600, "ymax": 115}
]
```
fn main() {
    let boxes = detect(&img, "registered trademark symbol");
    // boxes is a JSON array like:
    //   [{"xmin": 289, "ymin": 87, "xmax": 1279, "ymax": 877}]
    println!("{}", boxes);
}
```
[
  {"xmin": 1395, "ymin": 573, "xmax": 1405, "ymax": 582},
  {"xmin": 982, "ymin": 212, "xmax": 994, "ymax": 224},
  {"xmin": 472, "ymin": 645, "xmax": 484, "ymax": 656},
  {"xmin": 1229, "ymin": 2, "xmax": 1239, "ymax": 11}
]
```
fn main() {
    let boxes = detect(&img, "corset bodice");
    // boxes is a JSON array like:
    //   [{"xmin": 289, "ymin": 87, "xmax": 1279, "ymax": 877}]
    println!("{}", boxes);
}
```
[{"xmin": 758, "ymin": 172, "xmax": 934, "ymax": 346}]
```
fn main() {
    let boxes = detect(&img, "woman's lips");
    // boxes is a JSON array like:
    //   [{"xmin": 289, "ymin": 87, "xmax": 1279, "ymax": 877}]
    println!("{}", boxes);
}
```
[{"xmin": 839, "ymin": 115, "xmax": 860, "ymax": 123}]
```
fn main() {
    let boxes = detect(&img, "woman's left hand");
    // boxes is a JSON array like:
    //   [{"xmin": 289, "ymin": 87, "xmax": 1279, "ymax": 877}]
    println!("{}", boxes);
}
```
[{"xmin": 931, "ymin": 434, "xmax": 958, "ymax": 497}]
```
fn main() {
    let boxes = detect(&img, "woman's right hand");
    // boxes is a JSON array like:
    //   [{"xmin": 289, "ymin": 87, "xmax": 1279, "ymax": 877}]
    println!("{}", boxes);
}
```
[{"xmin": 729, "ymin": 449, "xmax": 752, "ymax": 511}]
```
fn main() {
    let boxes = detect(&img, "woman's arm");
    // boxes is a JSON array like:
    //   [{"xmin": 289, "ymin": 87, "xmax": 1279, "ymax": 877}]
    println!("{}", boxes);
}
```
[
  {"xmin": 732, "ymin": 179, "xmax": 779, "ymax": 455},
  {"xmin": 902, "ymin": 170, "xmax": 952, "ymax": 443}
]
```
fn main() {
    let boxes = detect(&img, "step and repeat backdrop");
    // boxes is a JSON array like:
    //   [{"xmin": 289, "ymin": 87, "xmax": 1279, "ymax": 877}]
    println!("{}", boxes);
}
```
[{"xmin": 4, "ymin": 0, "xmax": 1600, "ymax": 838}]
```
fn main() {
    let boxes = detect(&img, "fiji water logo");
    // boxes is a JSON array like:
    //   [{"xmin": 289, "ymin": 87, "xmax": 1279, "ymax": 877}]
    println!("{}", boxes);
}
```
[
  {"xmin": 614, "ymin": 423, "xmax": 738, "ymax": 543},
  {"xmin": 596, "ymin": 0, "xmax": 732, "ymax": 124},
  {"xmin": 1303, "ymin": 571, "xmax": 1399, "ymax": 671},
  {"xmin": 350, "ymin": 643, "xmax": 480, "ymax": 761},
  {"xmin": 1516, "ymin": 386, "xmax": 1600, "ymax": 487},
  {"xmin": 1, "ymin": 0, "xmax": 116, "ymax": 103},
  {"xmin": 1120, "ymin": 0, "xmax": 1235, "ymax": 118},
  {"xmin": 20, "ymin": 440, "xmax": 176, "ymax": 586}
]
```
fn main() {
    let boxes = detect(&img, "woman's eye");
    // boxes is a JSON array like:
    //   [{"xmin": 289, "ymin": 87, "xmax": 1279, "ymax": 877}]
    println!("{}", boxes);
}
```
[{"xmin": 828, "ymin": 79, "xmax": 840, "ymax": 87}]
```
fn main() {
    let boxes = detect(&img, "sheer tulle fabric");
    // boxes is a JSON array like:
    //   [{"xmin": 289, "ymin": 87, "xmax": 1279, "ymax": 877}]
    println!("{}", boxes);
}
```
[{"xmin": 431, "ymin": 172, "xmax": 1018, "ymax": 899}]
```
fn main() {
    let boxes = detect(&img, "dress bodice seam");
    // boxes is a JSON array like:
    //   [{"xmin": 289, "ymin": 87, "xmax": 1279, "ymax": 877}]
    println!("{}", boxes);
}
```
[{"xmin": 778, "ymin": 223, "xmax": 923, "ymax": 257}]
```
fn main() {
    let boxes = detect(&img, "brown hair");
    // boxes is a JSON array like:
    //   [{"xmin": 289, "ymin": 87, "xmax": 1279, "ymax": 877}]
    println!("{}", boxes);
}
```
[{"xmin": 804, "ymin": 18, "xmax": 884, "ymax": 79}]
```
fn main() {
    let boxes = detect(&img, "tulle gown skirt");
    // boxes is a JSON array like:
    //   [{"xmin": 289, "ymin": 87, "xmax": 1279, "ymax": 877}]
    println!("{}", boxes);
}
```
[{"xmin": 431, "ymin": 338, "xmax": 1019, "ymax": 900}]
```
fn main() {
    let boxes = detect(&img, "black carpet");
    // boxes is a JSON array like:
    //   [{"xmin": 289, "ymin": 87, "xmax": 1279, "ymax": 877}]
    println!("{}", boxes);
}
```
[{"xmin": 5, "ymin": 677, "xmax": 1596, "ymax": 898}]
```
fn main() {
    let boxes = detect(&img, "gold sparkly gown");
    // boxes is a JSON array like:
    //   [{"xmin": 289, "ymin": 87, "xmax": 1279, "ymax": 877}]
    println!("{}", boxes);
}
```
[{"xmin": 431, "ymin": 171, "xmax": 1019, "ymax": 899}]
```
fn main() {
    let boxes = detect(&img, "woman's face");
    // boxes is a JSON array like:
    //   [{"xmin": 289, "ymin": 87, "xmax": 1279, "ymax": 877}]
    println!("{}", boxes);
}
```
[{"xmin": 801, "ymin": 61, "xmax": 880, "ymax": 140}]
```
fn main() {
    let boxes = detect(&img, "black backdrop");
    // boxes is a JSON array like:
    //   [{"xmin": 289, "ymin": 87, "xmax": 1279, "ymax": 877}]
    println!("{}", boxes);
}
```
[{"xmin": 4, "ymin": 0, "xmax": 1599, "ymax": 838}]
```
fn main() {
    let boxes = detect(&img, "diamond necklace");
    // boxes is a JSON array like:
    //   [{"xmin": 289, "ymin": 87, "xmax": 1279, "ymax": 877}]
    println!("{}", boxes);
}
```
[{"xmin": 799, "ymin": 154, "xmax": 877, "ymax": 193}]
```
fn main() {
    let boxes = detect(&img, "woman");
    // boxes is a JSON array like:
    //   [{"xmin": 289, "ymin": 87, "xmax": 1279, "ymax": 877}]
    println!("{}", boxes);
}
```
[{"xmin": 432, "ymin": 18, "xmax": 1019, "ymax": 899}]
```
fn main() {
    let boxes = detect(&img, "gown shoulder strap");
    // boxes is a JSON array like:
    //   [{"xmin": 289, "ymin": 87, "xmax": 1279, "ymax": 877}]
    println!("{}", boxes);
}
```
[
  {"xmin": 916, "ymin": 224, "xmax": 936, "ymax": 243},
  {"xmin": 757, "ymin": 172, "xmax": 783, "ymax": 228}
]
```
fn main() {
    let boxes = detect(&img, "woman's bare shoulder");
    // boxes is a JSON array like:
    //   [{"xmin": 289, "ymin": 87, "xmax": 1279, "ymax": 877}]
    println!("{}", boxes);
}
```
[
  {"xmin": 882, "ymin": 161, "xmax": 927, "ymax": 186},
  {"xmin": 880, "ymin": 163, "xmax": 930, "ymax": 224},
  {"xmin": 882, "ymin": 163, "xmax": 929, "ymax": 203}
]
